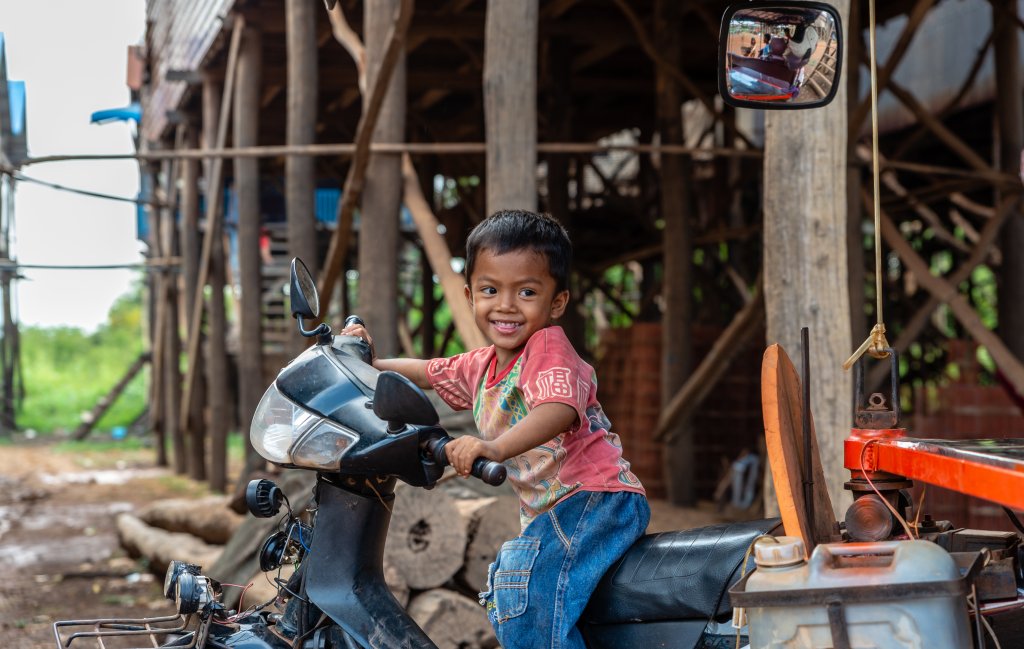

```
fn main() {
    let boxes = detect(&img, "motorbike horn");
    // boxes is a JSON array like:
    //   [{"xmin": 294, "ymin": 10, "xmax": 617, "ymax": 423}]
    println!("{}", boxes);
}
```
[{"xmin": 246, "ymin": 479, "xmax": 285, "ymax": 518}]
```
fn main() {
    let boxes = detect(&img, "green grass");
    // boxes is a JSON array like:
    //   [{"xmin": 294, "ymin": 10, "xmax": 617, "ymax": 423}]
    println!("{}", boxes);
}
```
[{"xmin": 16, "ymin": 285, "xmax": 148, "ymax": 435}]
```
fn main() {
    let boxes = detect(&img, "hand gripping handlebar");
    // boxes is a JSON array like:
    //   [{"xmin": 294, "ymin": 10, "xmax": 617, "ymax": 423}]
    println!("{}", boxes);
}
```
[{"xmin": 424, "ymin": 437, "xmax": 507, "ymax": 486}]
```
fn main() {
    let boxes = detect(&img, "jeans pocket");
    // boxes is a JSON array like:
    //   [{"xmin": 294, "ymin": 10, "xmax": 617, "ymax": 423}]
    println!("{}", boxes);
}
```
[
  {"xmin": 478, "ymin": 560, "xmax": 496, "ymax": 605},
  {"xmin": 492, "ymin": 536, "xmax": 540, "ymax": 622}
]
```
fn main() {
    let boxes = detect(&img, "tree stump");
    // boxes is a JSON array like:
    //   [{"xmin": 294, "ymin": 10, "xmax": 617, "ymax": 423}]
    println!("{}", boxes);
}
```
[
  {"xmin": 116, "ymin": 513, "xmax": 222, "ymax": 576},
  {"xmin": 455, "ymin": 495, "xmax": 520, "ymax": 593},
  {"xmin": 138, "ymin": 496, "xmax": 244, "ymax": 544},
  {"xmin": 384, "ymin": 484, "xmax": 467, "ymax": 590},
  {"xmin": 407, "ymin": 589, "xmax": 497, "ymax": 649}
]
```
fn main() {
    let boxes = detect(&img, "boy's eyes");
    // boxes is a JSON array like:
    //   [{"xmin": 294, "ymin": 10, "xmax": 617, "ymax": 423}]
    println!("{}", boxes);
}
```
[
  {"xmin": 519, "ymin": 288, "xmax": 536, "ymax": 297},
  {"xmin": 475, "ymin": 286, "xmax": 538, "ymax": 297}
]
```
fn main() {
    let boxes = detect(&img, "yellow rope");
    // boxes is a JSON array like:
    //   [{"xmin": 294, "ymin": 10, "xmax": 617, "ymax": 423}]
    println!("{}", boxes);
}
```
[{"xmin": 845, "ymin": 0, "xmax": 891, "ymax": 370}]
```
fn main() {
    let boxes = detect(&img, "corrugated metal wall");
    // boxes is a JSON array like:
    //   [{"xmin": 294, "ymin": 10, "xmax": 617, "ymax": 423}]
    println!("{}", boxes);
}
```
[{"xmin": 143, "ymin": 0, "xmax": 235, "ymax": 143}]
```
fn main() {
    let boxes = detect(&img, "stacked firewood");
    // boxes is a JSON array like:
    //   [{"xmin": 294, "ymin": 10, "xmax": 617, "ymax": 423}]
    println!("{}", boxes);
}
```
[{"xmin": 116, "ymin": 477, "xmax": 518, "ymax": 649}]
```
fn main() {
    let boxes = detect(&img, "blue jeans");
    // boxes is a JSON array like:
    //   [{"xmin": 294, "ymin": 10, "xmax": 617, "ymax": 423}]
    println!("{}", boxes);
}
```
[{"xmin": 478, "ymin": 490, "xmax": 650, "ymax": 649}]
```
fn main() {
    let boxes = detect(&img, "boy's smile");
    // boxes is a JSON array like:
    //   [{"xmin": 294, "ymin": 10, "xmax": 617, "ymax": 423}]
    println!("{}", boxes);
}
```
[{"xmin": 466, "ymin": 248, "xmax": 569, "ymax": 368}]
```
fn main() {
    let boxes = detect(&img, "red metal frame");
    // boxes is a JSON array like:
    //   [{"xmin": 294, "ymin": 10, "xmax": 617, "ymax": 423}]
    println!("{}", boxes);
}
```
[{"xmin": 845, "ymin": 428, "xmax": 1024, "ymax": 511}]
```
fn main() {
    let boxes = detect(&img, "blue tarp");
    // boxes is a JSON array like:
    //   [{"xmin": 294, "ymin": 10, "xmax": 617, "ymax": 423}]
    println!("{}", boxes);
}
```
[
  {"xmin": 90, "ymin": 102, "xmax": 141, "ymax": 124},
  {"xmin": 7, "ymin": 80, "xmax": 25, "ymax": 135}
]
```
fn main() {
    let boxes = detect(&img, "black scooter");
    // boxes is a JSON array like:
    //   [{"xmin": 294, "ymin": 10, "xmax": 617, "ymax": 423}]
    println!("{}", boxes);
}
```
[{"xmin": 54, "ymin": 257, "xmax": 778, "ymax": 649}]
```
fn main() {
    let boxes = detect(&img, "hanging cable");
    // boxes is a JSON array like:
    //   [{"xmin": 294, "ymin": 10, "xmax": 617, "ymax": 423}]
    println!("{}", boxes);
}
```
[
  {"xmin": 0, "ymin": 168, "xmax": 168, "ymax": 208},
  {"xmin": 844, "ymin": 0, "xmax": 892, "ymax": 371}
]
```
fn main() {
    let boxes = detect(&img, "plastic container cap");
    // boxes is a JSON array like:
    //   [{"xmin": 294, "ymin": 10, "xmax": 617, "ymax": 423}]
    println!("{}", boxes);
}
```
[{"xmin": 754, "ymin": 536, "xmax": 806, "ymax": 568}]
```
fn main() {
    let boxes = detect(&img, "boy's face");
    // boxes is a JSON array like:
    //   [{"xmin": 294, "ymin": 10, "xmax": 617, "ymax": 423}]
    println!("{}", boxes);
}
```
[{"xmin": 465, "ymin": 248, "xmax": 569, "ymax": 366}]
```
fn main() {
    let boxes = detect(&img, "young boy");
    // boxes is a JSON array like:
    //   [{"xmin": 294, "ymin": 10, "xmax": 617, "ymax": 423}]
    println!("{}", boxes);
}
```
[{"xmin": 342, "ymin": 209, "xmax": 648, "ymax": 649}]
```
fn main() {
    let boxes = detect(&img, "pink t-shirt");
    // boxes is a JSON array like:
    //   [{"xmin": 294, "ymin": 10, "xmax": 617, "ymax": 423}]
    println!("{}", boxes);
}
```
[{"xmin": 426, "ymin": 327, "xmax": 645, "ymax": 528}]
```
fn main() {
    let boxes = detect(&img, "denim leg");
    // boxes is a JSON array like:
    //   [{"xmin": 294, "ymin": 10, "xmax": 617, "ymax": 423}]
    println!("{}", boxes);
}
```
[{"xmin": 488, "ymin": 491, "xmax": 650, "ymax": 649}]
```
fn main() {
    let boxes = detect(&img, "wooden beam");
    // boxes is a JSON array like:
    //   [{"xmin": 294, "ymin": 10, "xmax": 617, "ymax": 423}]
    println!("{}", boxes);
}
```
[
  {"xmin": 874, "ymin": 192, "xmax": 1024, "ymax": 396},
  {"xmin": 179, "ymin": 17, "xmax": 243, "ymax": 437},
  {"xmin": 73, "ymin": 353, "xmax": 151, "ymax": 440},
  {"xmin": 318, "ymin": 0, "xmax": 414, "ymax": 317}
]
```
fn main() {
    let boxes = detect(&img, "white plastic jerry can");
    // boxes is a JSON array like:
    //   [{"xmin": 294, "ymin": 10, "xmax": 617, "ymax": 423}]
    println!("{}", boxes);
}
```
[{"xmin": 741, "ymin": 537, "xmax": 972, "ymax": 649}]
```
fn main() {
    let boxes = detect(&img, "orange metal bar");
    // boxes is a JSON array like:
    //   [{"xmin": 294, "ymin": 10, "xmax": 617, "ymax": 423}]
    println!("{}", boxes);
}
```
[{"xmin": 845, "ymin": 432, "xmax": 1024, "ymax": 511}]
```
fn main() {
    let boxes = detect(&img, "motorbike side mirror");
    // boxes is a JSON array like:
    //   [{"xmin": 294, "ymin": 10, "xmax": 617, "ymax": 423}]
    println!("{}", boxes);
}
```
[
  {"xmin": 289, "ymin": 257, "xmax": 330, "ymax": 339},
  {"xmin": 373, "ymin": 371, "xmax": 439, "ymax": 432},
  {"xmin": 718, "ymin": 1, "xmax": 843, "ymax": 110}
]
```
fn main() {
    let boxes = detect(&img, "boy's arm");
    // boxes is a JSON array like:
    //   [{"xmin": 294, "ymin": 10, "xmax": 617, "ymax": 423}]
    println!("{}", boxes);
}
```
[
  {"xmin": 444, "ymin": 402, "xmax": 577, "ymax": 476},
  {"xmin": 340, "ymin": 321, "xmax": 431, "ymax": 388},
  {"xmin": 372, "ymin": 357, "xmax": 430, "ymax": 389}
]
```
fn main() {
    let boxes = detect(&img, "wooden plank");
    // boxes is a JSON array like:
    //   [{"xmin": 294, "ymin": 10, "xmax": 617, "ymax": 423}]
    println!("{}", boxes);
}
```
[
  {"xmin": 73, "ymin": 353, "xmax": 151, "ymax": 440},
  {"xmin": 761, "ymin": 344, "xmax": 837, "ymax": 551}
]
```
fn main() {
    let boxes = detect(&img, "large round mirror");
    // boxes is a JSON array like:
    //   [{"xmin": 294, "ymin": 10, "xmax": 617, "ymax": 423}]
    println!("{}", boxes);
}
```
[
  {"xmin": 719, "ymin": 2, "xmax": 842, "ymax": 109},
  {"xmin": 289, "ymin": 257, "xmax": 320, "ymax": 319}
]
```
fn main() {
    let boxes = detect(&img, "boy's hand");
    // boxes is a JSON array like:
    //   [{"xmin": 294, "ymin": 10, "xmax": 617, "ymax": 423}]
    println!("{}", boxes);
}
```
[
  {"xmin": 340, "ymin": 322, "xmax": 375, "ymax": 359},
  {"xmin": 445, "ymin": 436, "xmax": 502, "ymax": 477}
]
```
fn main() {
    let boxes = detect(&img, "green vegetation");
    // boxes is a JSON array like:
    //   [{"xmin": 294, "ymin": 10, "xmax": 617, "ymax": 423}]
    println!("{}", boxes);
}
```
[{"xmin": 17, "ymin": 282, "xmax": 147, "ymax": 434}]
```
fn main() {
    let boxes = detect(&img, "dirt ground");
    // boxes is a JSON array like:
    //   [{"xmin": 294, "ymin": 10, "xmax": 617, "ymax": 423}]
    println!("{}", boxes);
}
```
[
  {"xmin": 0, "ymin": 440, "xmax": 732, "ymax": 649},
  {"xmin": 0, "ymin": 440, "xmax": 213, "ymax": 649}
]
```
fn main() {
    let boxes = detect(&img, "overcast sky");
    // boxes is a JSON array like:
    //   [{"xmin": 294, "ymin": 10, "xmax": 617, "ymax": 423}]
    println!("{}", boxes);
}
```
[{"xmin": 1, "ymin": 1, "xmax": 146, "ymax": 331}]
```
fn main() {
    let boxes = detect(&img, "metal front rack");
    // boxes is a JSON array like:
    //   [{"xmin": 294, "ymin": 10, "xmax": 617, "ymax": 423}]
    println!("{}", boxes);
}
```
[{"xmin": 52, "ymin": 613, "xmax": 207, "ymax": 649}]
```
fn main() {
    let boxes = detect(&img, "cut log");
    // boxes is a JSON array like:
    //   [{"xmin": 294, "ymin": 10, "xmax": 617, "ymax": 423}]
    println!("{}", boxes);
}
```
[
  {"xmin": 455, "ymin": 495, "xmax": 520, "ymax": 593},
  {"xmin": 384, "ymin": 484, "xmax": 468, "ymax": 590},
  {"xmin": 384, "ymin": 562, "xmax": 409, "ymax": 607},
  {"xmin": 137, "ymin": 496, "xmax": 245, "ymax": 544},
  {"xmin": 407, "ymin": 589, "xmax": 498, "ymax": 649},
  {"xmin": 116, "ymin": 513, "xmax": 221, "ymax": 576}
]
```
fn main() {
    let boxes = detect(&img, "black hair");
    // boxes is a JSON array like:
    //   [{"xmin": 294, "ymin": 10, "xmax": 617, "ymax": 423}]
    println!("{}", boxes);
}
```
[{"xmin": 464, "ymin": 209, "xmax": 572, "ymax": 291}]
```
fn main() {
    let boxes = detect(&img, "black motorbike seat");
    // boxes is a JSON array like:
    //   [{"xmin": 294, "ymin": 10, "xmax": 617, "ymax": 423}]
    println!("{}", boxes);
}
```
[{"xmin": 581, "ymin": 518, "xmax": 782, "ymax": 625}]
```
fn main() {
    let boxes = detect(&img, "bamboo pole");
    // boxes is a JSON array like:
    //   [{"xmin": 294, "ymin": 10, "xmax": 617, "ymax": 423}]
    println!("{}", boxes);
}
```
[{"xmin": 180, "ymin": 127, "xmax": 207, "ymax": 482}]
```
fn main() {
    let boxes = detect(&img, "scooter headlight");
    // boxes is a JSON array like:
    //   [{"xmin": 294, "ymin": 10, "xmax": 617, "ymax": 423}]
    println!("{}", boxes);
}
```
[
  {"xmin": 250, "ymin": 384, "xmax": 317, "ymax": 465},
  {"xmin": 289, "ymin": 420, "xmax": 359, "ymax": 470}
]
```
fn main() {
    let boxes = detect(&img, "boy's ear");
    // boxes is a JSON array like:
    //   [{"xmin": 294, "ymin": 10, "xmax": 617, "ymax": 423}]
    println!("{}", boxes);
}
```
[
  {"xmin": 464, "ymin": 284, "xmax": 472, "ymax": 305},
  {"xmin": 550, "ymin": 290, "xmax": 570, "ymax": 319}
]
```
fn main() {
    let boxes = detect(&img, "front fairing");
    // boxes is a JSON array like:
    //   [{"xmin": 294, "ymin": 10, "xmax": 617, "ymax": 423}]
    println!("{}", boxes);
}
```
[{"xmin": 262, "ymin": 340, "xmax": 446, "ymax": 486}]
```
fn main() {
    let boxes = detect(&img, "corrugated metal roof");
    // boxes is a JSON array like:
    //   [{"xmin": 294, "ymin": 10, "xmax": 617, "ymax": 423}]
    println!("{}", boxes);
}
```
[{"xmin": 142, "ymin": 0, "xmax": 235, "ymax": 143}]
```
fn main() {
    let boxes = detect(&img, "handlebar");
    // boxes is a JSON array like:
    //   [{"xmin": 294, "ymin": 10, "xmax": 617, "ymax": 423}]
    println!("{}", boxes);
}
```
[
  {"xmin": 424, "ymin": 437, "xmax": 507, "ymax": 487},
  {"xmin": 344, "ymin": 315, "xmax": 365, "ymax": 328}
]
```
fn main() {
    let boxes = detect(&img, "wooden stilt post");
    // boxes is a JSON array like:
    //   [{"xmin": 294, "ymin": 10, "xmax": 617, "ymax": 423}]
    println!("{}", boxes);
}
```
[
  {"xmin": 147, "ymin": 165, "xmax": 168, "ymax": 467},
  {"xmin": 180, "ymin": 126, "xmax": 207, "ymax": 481},
  {"xmin": 763, "ymin": 0, "xmax": 852, "ymax": 519},
  {"xmin": 203, "ymin": 74, "xmax": 230, "ymax": 493},
  {"xmin": 286, "ymin": 0, "xmax": 319, "ymax": 350},
  {"xmin": 993, "ymin": 0, "xmax": 1024, "ymax": 363},
  {"xmin": 180, "ymin": 18, "xmax": 243, "ymax": 478},
  {"xmin": 359, "ymin": 0, "xmax": 406, "ymax": 358},
  {"xmin": 484, "ymin": 0, "xmax": 538, "ymax": 213},
  {"xmin": 235, "ymin": 23, "xmax": 265, "ymax": 476},
  {"xmin": 654, "ymin": 0, "xmax": 696, "ymax": 506},
  {"xmin": 161, "ymin": 153, "xmax": 185, "ymax": 475}
]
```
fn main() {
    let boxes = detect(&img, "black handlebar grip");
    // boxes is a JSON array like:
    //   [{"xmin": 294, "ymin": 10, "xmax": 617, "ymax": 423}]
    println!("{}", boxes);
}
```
[
  {"xmin": 344, "ymin": 315, "xmax": 365, "ymax": 328},
  {"xmin": 471, "ymin": 457, "xmax": 507, "ymax": 486}
]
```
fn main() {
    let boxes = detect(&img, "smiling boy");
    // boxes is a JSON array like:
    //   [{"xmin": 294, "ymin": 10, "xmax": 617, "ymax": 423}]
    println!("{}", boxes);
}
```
[{"xmin": 343, "ymin": 209, "xmax": 648, "ymax": 649}]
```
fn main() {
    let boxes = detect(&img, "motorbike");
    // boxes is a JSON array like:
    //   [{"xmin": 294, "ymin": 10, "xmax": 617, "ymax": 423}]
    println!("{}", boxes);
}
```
[{"xmin": 52, "ymin": 256, "xmax": 779, "ymax": 649}]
